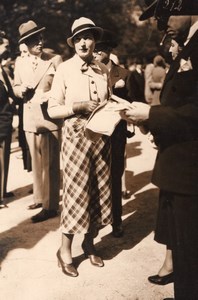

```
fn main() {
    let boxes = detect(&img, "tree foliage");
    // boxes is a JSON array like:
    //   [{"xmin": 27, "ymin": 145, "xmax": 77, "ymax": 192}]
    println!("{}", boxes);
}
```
[{"xmin": 0, "ymin": 0, "xmax": 164, "ymax": 64}]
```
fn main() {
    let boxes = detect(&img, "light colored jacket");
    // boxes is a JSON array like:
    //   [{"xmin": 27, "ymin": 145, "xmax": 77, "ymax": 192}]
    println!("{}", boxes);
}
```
[
  {"xmin": 48, "ymin": 54, "xmax": 110, "ymax": 119},
  {"xmin": 13, "ymin": 51, "xmax": 63, "ymax": 133}
]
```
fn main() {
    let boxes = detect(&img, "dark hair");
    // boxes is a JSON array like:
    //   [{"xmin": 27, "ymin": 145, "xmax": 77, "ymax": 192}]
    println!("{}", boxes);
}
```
[
  {"xmin": 24, "ymin": 33, "xmax": 43, "ymax": 46},
  {"xmin": 72, "ymin": 29, "xmax": 101, "ymax": 45},
  {"xmin": 153, "ymin": 55, "xmax": 166, "ymax": 68}
]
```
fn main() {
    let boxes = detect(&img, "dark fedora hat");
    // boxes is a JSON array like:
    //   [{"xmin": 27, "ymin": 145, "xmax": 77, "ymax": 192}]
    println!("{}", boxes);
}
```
[
  {"xmin": 139, "ymin": 0, "xmax": 157, "ymax": 21},
  {"xmin": 139, "ymin": 0, "xmax": 198, "ymax": 21},
  {"xmin": 95, "ymin": 29, "xmax": 118, "ymax": 49},
  {"xmin": 67, "ymin": 17, "xmax": 103, "ymax": 48},
  {"xmin": 18, "ymin": 20, "xmax": 45, "ymax": 44}
]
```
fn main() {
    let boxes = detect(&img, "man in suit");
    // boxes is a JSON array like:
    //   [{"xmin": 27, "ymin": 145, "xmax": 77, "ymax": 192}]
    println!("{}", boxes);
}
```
[
  {"xmin": 94, "ymin": 30, "xmax": 133, "ymax": 237},
  {"xmin": 0, "ymin": 79, "xmax": 13, "ymax": 208},
  {"xmin": 0, "ymin": 30, "xmax": 16, "ymax": 200},
  {"xmin": 14, "ymin": 20, "xmax": 63, "ymax": 223},
  {"xmin": 121, "ymin": 1, "xmax": 198, "ymax": 298}
]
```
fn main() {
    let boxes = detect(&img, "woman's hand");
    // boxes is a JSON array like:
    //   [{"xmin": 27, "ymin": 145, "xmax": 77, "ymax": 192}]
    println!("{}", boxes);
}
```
[
  {"xmin": 73, "ymin": 100, "xmax": 99, "ymax": 114},
  {"xmin": 21, "ymin": 84, "xmax": 33, "ymax": 97}
]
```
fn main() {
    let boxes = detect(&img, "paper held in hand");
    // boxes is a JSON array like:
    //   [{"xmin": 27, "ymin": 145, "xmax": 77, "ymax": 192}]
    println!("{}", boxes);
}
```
[{"xmin": 85, "ymin": 94, "xmax": 131, "ymax": 141}]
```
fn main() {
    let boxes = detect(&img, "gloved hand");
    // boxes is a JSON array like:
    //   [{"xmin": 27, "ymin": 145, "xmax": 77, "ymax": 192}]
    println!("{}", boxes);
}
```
[
  {"xmin": 73, "ymin": 100, "xmax": 99, "ymax": 114},
  {"xmin": 21, "ymin": 84, "xmax": 34, "ymax": 97}
]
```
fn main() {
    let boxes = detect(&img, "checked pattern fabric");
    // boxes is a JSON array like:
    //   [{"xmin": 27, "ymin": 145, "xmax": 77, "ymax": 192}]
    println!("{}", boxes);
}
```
[{"xmin": 60, "ymin": 120, "xmax": 112, "ymax": 234}]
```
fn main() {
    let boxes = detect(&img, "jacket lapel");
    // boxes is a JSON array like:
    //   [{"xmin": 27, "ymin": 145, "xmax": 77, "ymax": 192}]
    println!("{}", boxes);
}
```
[{"xmin": 32, "ymin": 59, "xmax": 52, "ymax": 89}]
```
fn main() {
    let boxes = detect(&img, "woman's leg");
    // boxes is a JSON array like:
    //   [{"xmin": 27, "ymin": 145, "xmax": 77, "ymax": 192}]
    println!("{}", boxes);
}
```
[
  {"xmin": 148, "ymin": 247, "xmax": 174, "ymax": 285},
  {"xmin": 82, "ymin": 227, "xmax": 104, "ymax": 267},
  {"xmin": 158, "ymin": 248, "xmax": 173, "ymax": 276},
  {"xmin": 57, "ymin": 233, "xmax": 78, "ymax": 277},
  {"xmin": 59, "ymin": 233, "xmax": 74, "ymax": 264}
]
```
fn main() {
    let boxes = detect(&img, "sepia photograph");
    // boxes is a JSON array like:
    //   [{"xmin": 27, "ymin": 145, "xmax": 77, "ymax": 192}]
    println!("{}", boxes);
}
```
[{"xmin": 0, "ymin": 1, "xmax": 198, "ymax": 299}]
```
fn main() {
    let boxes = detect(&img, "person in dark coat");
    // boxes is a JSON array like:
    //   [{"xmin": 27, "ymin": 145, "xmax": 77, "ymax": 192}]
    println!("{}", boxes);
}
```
[
  {"xmin": 127, "ymin": 57, "xmax": 146, "ymax": 103},
  {"xmin": 15, "ymin": 43, "xmax": 32, "ymax": 173},
  {"xmin": 94, "ymin": 29, "xmax": 133, "ymax": 237},
  {"xmin": 120, "ymin": 0, "xmax": 198, "ymax": 299},
  {"xmin": 0, "ymin": 30, "xmax": 15, "ymax": 199},
  {"xmin": 148, "ymin": 39, "xmax": 183, "ymax": 287},
  {"xmin": 0, "ymin": 79, "xmax": 13, "ymax": 208}
]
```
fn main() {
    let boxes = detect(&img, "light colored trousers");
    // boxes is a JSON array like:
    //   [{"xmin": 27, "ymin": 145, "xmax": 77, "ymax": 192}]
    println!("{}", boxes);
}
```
[{"xmin": 26, "ymin": 130, "xmax": 60, "ymax": 211}]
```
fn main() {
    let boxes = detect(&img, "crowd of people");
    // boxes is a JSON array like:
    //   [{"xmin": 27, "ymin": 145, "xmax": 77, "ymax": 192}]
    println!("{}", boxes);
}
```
[{"xmin": 0, "ymin": 0, "xmax": 198, "ymax": 299}]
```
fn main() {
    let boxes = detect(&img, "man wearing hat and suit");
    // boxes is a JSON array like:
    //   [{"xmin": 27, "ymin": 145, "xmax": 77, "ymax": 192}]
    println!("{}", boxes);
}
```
[
  {"xmin": 120, "ymin": 1, "xmax": 198, "ymax": 299},
  {"xmin": 93, "ymin": 29, "xmax": 133, "ymax": 238},
  {"xmin": 14, "ymin": 20, "xmax": 63, "ymax": 223}
]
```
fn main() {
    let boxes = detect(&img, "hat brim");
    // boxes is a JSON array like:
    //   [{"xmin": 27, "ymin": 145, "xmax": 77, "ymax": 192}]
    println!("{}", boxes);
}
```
[
  {"xmin": 95, "ymin": 41, "xmax": 118, "ymax": 49},
  {"xmin": 67, "ymin": 27, "xmax": 103, "ymax": 48},
  {"xmin": 19, "ymin": 27, "xmax": 45, "ymax": 44},
  {"xmin": 139, "ymin": 1, "xmax": 157, "ymax": 21}
]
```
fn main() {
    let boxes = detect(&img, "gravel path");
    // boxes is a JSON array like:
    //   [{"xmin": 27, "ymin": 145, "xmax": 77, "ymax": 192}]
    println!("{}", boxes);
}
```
[{"xmin": 0, "ymin": 123, "xmax": 174, "ymax": 300}]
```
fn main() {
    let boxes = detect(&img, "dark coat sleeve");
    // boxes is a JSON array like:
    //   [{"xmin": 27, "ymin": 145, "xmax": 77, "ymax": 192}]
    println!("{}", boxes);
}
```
[
  {"xmin": 148, "ymin": 44, "xmax": 198, "ymax": 148},
  {"xmin": 0, "ymin": 80, "xmax": 13, "ymax": 143},
  {"xmin": 148, "ymin": 102, "xmax": 198, "ymax": 147}
]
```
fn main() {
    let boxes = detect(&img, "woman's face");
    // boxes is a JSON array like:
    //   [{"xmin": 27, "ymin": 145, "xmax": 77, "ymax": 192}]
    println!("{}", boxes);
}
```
[
  {"xmin": 73, "ymin": 30, "xmax": 95, "ymax": 61},
  {"xmin": 169, "ymin": 39, "xmax": 179, "ymax": 60},
  {"xmin": 93, "ymin": 44, "xmax": 111, "ymax": 65}
]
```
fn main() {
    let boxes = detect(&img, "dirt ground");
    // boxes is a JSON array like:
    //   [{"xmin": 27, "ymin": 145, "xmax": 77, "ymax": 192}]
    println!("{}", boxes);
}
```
[{"xmin": 0, "ymin": 120, "xmax": 174, "ymax": 300}]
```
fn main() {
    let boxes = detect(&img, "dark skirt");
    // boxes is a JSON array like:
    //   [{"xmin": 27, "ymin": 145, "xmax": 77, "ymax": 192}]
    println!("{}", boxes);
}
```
[
  {"xmin": 154, "ymin": 190, "xmax": 172, "ymax": 249},
  {"xmin": 155, "ymin": 190, "xmax": 198, "ymax": 299}
]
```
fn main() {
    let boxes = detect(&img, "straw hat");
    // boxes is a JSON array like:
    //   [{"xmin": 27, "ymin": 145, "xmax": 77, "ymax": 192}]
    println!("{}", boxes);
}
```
[
  {"xmin": 67, "ymin": 17, "xmax": 103, "ymax": 48},
  {"xmin": 18, "ymin": 20, "xmax": 45, "ymax": 44}
]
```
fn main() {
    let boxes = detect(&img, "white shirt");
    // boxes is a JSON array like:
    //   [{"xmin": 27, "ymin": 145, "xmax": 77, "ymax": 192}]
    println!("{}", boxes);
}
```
[{"xmin": 185, "ymin": 20, "xmax": 198, "ymax": 45}]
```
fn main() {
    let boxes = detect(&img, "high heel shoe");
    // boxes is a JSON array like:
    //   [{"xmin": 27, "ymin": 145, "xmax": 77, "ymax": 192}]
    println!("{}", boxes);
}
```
[
  {"xmin": 56, "ymin": 249, "xmax": 78, "ymax": 277},
  {"xmin": 82, "ymin": 241, "xmax": 104, "ymax": 267},
  {"xmin": 148, "ymin": 272, "xmax": 174, "ymax": 285}
]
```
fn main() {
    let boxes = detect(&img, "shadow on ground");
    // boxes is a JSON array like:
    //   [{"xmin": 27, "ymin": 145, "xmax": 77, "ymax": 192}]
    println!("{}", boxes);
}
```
[
  {"xmin": 0, "ymin": 214, "xmax": 60, "ymax": 265},
  {"xmin": 74, "ymin": 186, "xmax": 159, "ymax": 268},
  {"xmin": 5, "ymin": 184, "xmax": 33, "ymax": 204},
  {"xmin": 100, "ymin": 187, "xmax": 158, "ymax": 259}
]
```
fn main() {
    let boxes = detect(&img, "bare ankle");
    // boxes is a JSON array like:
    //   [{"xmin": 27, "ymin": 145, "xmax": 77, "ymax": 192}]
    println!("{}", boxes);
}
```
[{"xmin": 158, "ymin": 265, "xmax": 173, "ymax": 276}]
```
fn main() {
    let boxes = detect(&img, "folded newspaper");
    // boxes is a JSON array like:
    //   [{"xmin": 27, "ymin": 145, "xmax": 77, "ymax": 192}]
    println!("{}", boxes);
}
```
[{"xmin": 85, "ymin": 94, "xmax": 131, "ymax": 141}]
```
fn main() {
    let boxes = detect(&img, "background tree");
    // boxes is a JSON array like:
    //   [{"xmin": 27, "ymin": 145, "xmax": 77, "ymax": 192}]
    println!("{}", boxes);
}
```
[{"xmin": 0, "ymin": 0, "xmax": 166, "ymax": 64}]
